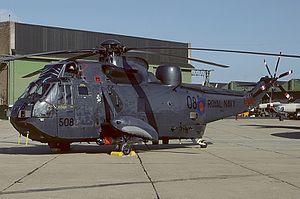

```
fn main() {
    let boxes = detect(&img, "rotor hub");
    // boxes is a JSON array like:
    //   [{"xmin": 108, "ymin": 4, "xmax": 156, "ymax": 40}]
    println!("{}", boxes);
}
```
[{"xmin": 100, "ymin": 39, "xmax": 126, "ymax": 56}]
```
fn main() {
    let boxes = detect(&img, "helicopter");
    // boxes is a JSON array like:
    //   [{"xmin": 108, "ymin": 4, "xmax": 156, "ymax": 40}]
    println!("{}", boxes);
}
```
[
  {"xmin": 0, "ymin": 39, "xmax": 298, "ymax": 154},
  {"xmin": 256, "ymin": 54, "xmax": 300, "ymax": 121}
]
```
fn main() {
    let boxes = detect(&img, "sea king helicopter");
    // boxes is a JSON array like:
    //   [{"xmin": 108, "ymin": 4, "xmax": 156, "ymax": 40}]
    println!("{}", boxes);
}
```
[{"xmin": 0, "ymin": 39, "xmax": 299, "ymax": 154}]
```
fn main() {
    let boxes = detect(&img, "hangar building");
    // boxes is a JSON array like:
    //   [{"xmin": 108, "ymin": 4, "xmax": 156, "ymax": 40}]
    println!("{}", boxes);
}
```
[{"xmin": 0, "ymin": 21, "xmax": 193, "ymax": 118}]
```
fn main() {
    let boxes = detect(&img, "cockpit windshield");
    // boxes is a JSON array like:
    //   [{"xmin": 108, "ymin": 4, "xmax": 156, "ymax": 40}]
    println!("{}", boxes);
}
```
[{"xmin": 20, "ymin": 81, "xmax": 52, "ymax": 99}]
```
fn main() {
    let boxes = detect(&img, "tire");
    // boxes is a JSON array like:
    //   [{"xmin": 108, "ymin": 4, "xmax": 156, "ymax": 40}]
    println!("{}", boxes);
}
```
[
  {"xmin": 279, "ymin": 115, "xmax": 284, "ymax": 121},
  {"xmin": 121, "ymin": 143, "xmax": 132, "ymax": 155},
  {"xmin": 200, "ymin": 143, "xmax": 208, "ymax": 148},
  {"xmin": 152, "ymin": 141, "xmax": 159, "ymax": 145},
  {"xmin": 162, "ymin": 138, "xmax": 169, "ymax": 144}
]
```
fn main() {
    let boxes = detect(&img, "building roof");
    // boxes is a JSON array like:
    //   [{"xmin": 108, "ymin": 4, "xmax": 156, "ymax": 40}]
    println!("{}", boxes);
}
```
[{"xmin": 0, "ymin": 21, "xmax": 190, "ymax": 66}]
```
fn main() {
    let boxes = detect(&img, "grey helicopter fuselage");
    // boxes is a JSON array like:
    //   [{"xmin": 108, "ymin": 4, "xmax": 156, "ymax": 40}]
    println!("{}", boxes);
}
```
[{"xmin": 10, "ymin": 55, "xmax": 271, "ymax": 150}]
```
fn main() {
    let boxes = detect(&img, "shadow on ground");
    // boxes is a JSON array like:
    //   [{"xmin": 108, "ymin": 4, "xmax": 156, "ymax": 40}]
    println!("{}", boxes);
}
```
[
  {"xmin": 241, "ymin": 124, "xmax": 300, "ymax": 130},
  {"xmin": 271, "ymin": 132, "xmax": 300, "ymax": 139},
  {"xmin": 0, "ymin": 142, "xmax": 210, "ymax": 155},
  {"xmin": 241, "ymin": 124, "xmax": 300, "ymax": 139}
]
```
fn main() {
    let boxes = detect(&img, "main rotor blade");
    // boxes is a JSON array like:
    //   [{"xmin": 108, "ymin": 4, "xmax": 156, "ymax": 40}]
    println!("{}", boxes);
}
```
[
  {"xmin": 264, "ymin": 59, "xmax": 272, "ymax": 77},
  {"xmin": 274, "ymin": 52, "xmax": 281, "ymax": 78},
  {"xmin": 127, "ymin": 47, "xmax": 300, "ymax": 59},
  {"xmin": 278, "ymin": 70, "xmax": 293, "ymax": 79},
  {"xmin": 66, "ymin": 51, "xmax": 98, "ymax": 61},
  {"xmin": 21, "ymin": 69, "xmax": 44, "ymax": 78},
  {"xmin": 0, "ymin": 49, "xmax": 103, "ymax": 62},
  {"xmin": 130, "ymin": 50, "xmax": 230, "ymax": 68}
]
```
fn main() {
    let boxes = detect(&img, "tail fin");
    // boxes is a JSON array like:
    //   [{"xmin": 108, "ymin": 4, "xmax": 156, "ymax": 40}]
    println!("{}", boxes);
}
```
[{"xmin": 244, "ymin": 76, "xmax": 274, "ymax": 106}]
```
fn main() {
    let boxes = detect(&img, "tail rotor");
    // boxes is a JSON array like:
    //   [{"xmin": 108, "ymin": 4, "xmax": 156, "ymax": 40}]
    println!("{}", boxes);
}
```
[{"xmin": 263, "ymin": 53, "xmax": 294, "ymax": 103}]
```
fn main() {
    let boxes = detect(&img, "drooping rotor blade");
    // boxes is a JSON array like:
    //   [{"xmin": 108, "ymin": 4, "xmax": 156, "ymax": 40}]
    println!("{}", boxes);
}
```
[
  {"xmin": 66, "ymin": 51, "xmax": 99, "ymax": 61},
  {"xmin": 278, "ymin": 70, "xmax": 293, "ymax": 79},
  {"xmin": 274, "ymin": 52, "xmax": 281, "ymax": 78},
  {"xmin": 130, "ymin": 50, "xmax": 230, "ymax": 68},
  {"xmin": 22, "ymin": 69, "xmax": 44, "ymax": 78},
  {"xmin": 264, "ymin": 59, "xmax": 272, "ymax": 77},
  {"xmin": 0, "ymin": 49, "xmax": 104, "ymax": 62},
  {"xmin": 276, "ymin": 83, "xmax": 294, "ymax": 102},
  {"xmin": 127, "ymin": 47, "xmax": 300, "ymax": 59}
]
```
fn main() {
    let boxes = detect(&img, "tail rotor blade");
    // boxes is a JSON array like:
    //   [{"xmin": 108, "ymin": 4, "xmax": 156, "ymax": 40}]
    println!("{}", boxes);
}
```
[
  {"xmin": 278, "ymin": 70, "xmax": 293, "ymax": 79},
  {"xmin": 276, "ymin": 83, "xmax": 294, "ymax": 102},
  {"xmin": 264, "ymin": 59, "xmax": 272, "ymax": 77},
  {"xmin": 274, "ymin": 52, "xmax": 281, "ymax": 78}
]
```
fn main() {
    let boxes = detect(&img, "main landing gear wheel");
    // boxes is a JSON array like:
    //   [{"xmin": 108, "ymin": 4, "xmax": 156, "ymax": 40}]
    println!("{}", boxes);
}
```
[
  {"xmin": 120, "ymin": 143, "xmax": 132, "ymax": 155},
  {"xmin": 162, "ymin": 138, "xmax": 169, "ymax": 144}
]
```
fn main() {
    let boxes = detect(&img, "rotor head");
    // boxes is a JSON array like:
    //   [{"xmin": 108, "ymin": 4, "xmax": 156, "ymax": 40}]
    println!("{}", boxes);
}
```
[{"xmin": 100, "ymin": 39, "xmax": 126, "ymax": 56}]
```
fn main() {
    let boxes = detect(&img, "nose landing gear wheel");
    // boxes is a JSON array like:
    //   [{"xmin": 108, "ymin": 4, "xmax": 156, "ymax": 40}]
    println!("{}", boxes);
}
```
[
  {"xmin": 200, "ymin": 142, "xmax": 208, "ymax": 148},
  {"xmin": 195, "ymin": 139, "xmax": 207, "ymax": 148}
]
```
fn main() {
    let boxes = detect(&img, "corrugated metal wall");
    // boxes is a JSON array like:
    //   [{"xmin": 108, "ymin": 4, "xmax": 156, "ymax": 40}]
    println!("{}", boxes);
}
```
[{"xmin": 15, "ymin": 23, "xmax": 188, "ymax": 65}]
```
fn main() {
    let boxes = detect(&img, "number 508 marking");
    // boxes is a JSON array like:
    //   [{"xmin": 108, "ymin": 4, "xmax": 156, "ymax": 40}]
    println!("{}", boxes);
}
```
[{"xmin": 59, "ymin": 118, "xmax": 74, "ymax": 126}]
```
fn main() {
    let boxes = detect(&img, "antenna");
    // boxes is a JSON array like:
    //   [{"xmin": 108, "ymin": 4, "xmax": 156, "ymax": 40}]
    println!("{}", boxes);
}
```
[{"xmin": 191, "ymin": 69, "xmax": 214, "ymax": 86}]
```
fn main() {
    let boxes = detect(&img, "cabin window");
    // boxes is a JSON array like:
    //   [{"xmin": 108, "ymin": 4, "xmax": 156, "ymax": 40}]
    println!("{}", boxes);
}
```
[
  {"xmin": 66, "ymin": 85, "xmax": 72, "ymax": 104},
  {"xmin": 78, "ymin": 84, "xmax": 89, "ymax": 96},
  {"xmin": 57, "ymin": 85, "xmax": 65, "ymax": 104}
]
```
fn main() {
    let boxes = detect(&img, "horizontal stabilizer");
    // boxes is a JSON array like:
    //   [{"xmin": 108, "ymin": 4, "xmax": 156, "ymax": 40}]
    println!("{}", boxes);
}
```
[{"xmin": 111, "ymin": 116, "xmax": 158, "ymax": 141}]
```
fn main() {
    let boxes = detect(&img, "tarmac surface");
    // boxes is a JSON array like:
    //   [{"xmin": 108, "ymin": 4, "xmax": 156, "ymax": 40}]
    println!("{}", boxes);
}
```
[{"xmin": 0, "ymin": 118, "xmax": 299, "ymax": 199}]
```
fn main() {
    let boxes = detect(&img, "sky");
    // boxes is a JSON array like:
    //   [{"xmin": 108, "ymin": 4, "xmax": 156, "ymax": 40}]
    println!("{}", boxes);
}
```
[{"xmin": 0, "ymin": 0, "xmax": 300, "ymax": 83}]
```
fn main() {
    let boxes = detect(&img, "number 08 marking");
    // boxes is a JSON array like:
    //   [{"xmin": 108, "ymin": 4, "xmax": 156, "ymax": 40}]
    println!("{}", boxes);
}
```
[{"xmin": 187, "ymin": 96, "xmax": 197, "ymax": 109}]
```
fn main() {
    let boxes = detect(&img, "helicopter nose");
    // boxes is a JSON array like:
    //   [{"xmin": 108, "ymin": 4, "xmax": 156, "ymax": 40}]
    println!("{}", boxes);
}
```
[
  {"xmin": 12, "ymin": 98, "xmax": 35, "ymax": 118},
  {"xmin": 10, "ymin": 116, "xmax": 29, "ymax": 135},
  {"xmin": 9, "ymin": 99, "xmax": 33, "ymax": 133}
]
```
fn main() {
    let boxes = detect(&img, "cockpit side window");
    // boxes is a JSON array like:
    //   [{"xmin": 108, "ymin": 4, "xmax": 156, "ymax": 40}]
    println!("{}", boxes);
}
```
[
  {"xmin": 78, "ymin": 84, "xmax": 89, "ymax": 96},
  {"xmin": 57, "ymin": 84, "xmax": 73, "ymax": 105}
]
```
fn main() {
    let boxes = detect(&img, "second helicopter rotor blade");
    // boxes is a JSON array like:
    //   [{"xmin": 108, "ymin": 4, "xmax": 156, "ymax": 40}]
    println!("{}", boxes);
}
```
[
  {"xmin": 278, "ymin": 70, "xmax": 293, "ymax": 79},
  {"xmin": 276, "ymin": 83, "xmax": 294, "ymax": 102},
  {"xmin": 130, "ymin": 50, "xmax": 230, "ymax": 68},
  {"xmin": 264, "ymin": 59, "xmax": 273, "ymax": 77},
  {"xmin": 274, "ymin": 52, "xmax": 282, "ymax": 78}
]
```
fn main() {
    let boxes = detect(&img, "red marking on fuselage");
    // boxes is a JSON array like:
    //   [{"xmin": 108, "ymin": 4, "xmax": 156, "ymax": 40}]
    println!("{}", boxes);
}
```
[
  {"xmin": 104, "ymin": 137, "xmax": 113, "ymax": 145},
  {"xmin": 95, "ymin": 76, "xmax": 101, "ymax": 83},
  {"xmin": 244, "ymin": 97, "xmax": 256, "ymax": 106}
]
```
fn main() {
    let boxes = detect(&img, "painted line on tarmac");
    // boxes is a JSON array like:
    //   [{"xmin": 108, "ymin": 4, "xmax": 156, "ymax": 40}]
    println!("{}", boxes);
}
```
[
  {"xmin": 0, "ymin": 155, "xmax": 60, "ymax": 193},
  {"xmin": 203, "ymin": 150, "xmax": 300, "ymax": 190},
  {"xmin": 137, "ymin": 153, "xmax": 160, "ymax": 199}
]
